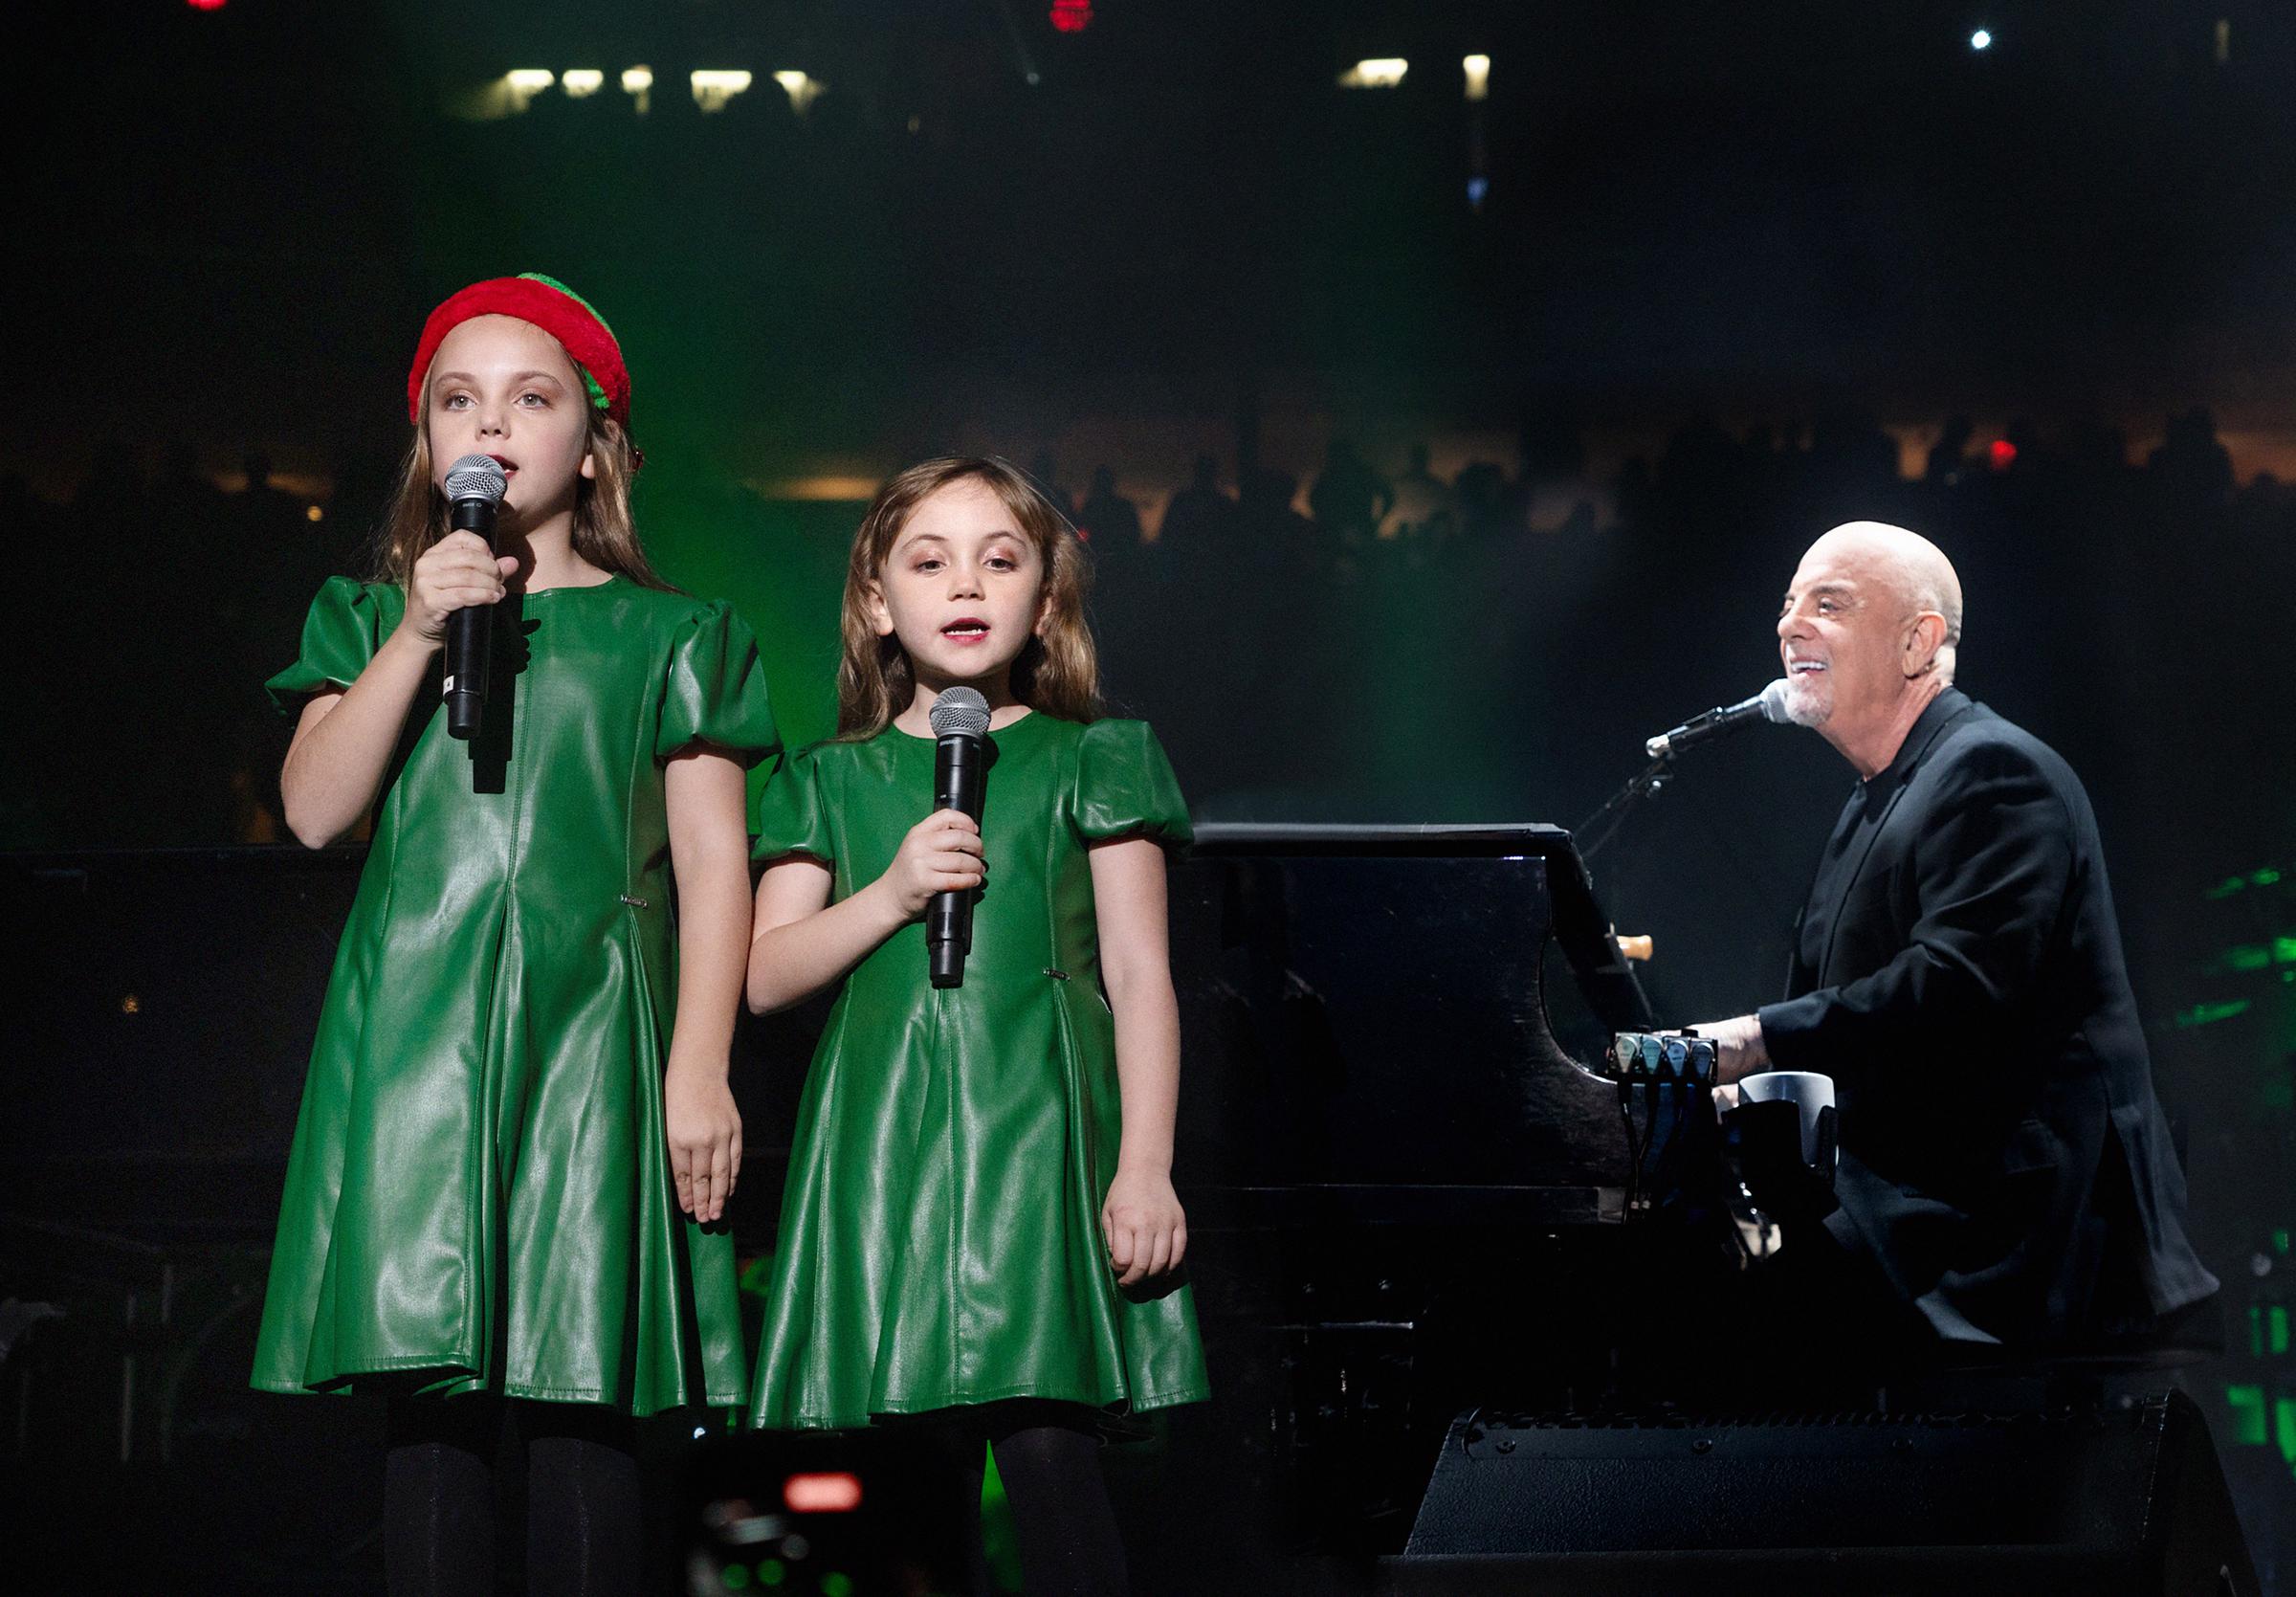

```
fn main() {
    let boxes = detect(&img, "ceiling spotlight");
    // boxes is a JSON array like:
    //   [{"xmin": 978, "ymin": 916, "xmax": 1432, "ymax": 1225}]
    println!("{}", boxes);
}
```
[
  {"xmin": 691, "ymin": 70, "xmax": 754, "ymax": 113},
  {"xmin": 1338, "ymin": 58, "xmax": 1408, "ymax": 89},
  {"xmin": 773, "ymin": 71, "xmax": 827, "ymax": 113}
]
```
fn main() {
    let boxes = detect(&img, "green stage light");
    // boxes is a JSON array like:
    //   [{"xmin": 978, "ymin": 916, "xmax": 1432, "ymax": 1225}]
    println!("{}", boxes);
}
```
[
  {"xmin": 2227, "ymin": 1384, "xmax": 2266, "ymax": 1446},
  {"xmin": 2173, "ymin": 1000, "xmax": 2250, "ymax": 1029}
]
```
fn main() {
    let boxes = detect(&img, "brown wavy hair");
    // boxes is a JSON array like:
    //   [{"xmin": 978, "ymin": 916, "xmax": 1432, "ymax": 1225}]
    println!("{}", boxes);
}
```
[
  {"xmin": 368, "ymin": 410, "xmax": 670, "ymax": 592},
  {"xmin": 836, "ymin": 456, "xmax": 1100, "ymax": 739}
]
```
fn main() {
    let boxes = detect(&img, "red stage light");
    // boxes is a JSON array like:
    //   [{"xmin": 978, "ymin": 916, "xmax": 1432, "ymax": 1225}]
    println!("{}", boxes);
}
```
[
  {"xmin": 784, "ymin": 1472, "xmax": 864, "ymax": 1513},
  {"xmin": 1050, "ymin": 0, "xmax": 1093, "ymax": 34},
  {"xmin": 1988, "ymin": 438, "xmax": 2018, "ymax": 470},
  {"xmin": 187, "ymin": 0, "xmax": 228, "ymax": 11}
]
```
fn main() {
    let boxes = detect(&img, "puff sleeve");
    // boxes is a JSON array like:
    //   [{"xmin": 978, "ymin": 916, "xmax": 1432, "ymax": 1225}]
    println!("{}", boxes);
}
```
[
  {"xmin": 1073, "ymin": 719, "xmax": 1192, "ymax": 846},
  {"xmin": 655, "ymin": 599, "xmax": 781, "ymax": 767},
  {"xmin": 265, "ymin": 576, "xmax": 386, "ymax": 715},
  {"xmin": 751, "ymin": 744, "xmax": 834, "ymax": 867}
]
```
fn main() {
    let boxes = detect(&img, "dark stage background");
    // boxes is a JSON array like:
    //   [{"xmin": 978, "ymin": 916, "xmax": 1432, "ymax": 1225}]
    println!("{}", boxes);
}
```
[{"xmin": 4, "ymin": 0, "xmax": 2294, "ymax": 1588}]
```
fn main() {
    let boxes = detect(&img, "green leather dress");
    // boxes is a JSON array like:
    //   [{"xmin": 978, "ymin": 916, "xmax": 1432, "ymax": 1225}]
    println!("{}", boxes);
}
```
[
  {"xmin": 746, "ymin": 713, "xmax": 1211, "ymax": 1430},
  {"xmin": 251, "ymin": 574, "xmax": 778, "ymax": 1414}
]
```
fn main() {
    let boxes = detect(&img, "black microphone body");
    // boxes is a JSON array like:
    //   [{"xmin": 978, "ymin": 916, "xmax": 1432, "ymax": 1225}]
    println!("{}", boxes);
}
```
[
  {"xmin": 443, "ymin": 496, "xmax": 498, "ymax": 740},
  {"xmin": 926, "ymin": 730, "xmax": 988, "ymax": 987},
  {"xmin": 926, "ymin": 689, "xmax": 993, "ymax": 988},
  {"xmin": 440, "ymin": 455, "xmax": 509, "ymax": 742},
  {"xmin": 1644, "ymin": 678, "xmax": 1792, "ymax": 759}
]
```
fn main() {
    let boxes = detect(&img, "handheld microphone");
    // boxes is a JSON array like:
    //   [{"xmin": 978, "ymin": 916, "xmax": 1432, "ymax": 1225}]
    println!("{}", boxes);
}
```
[
  {"xmin": 441, "ymin": 455, "xmax": 508, "ymax": 741},
  {"xmin": 926, "ymin": 686, "xmax": 993, "ymax": 989},
  {"xmin": 1644, "ymin": 679, "xmax": 1792, "ymax": 759}
]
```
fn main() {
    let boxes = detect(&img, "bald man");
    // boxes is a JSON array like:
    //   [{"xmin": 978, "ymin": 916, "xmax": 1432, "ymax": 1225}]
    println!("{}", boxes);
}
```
[{"xmin": 1695, "ymin": 522, "xmax": 2216, "ymax": 1355}]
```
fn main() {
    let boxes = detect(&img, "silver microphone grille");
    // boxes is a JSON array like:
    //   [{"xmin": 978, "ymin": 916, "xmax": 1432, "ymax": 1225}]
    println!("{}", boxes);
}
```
[
  {"xmin": 929, "ymin": 686, "xmax": 993, "ymax": 740},
  {"xmin": 1758, "ymin": 677, "xmax": 1794, "ymax": 722},
  {"xmin": 443, "ymin": 455, "xmax": 508, "ymax": 504}
]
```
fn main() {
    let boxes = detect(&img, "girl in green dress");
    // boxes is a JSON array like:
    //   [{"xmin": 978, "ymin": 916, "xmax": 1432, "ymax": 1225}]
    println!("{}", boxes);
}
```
[
  {"xmin": 744, "ymin": 456, "xmax": 1208, "ymax": 1596},
  {"xmin": 254, "ymin": 277, "xmax": 776, "ymax": 1595}
]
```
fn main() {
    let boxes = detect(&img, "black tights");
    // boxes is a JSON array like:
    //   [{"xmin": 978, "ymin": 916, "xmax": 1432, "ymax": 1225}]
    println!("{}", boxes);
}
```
[
  {"xmin": 948, "ymin": 1403, "xmax": 1129, "ymax": 1597},
  {"xmin": 384, "ymin": 1395, "xmax": 642, "ymax": 1597}
]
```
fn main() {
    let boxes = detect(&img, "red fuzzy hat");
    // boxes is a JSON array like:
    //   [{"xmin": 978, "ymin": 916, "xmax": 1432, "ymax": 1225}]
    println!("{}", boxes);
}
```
[{"xmin": 406, "ymin": 273, "xmax": 632, "ymax": 433}]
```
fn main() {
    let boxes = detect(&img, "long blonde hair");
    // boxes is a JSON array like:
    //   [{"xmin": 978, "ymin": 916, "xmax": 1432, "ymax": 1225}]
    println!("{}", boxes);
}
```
[
  {"xmin": 368, "ymin": 410, "xmax": 669, "ymax": 592},
  {"xmin": 836, "ymin": 456, "xmax": 1100, "ymax": 739}
]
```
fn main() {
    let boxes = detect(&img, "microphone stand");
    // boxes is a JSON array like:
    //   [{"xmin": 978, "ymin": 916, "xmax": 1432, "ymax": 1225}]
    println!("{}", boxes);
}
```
[{"xmin": 1574, "ymin": 750, "xmax": 1675, "ymax": 866}]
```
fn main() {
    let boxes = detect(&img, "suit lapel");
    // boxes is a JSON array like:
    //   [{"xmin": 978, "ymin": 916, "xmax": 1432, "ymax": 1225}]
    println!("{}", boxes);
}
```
[
  {"xmin": 1814, "ymin": 782, "xmax": 1914, "ymax": 985},
  {"xmin": 1812, "ymin": 691, "xmax": 1980, "ymax": 986}
]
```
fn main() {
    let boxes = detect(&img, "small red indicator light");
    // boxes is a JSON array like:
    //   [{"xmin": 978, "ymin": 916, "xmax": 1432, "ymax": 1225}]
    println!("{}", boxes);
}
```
[{"xmin": 784, "ymin": 1473, "xmax": 864, "ymax": 1513}]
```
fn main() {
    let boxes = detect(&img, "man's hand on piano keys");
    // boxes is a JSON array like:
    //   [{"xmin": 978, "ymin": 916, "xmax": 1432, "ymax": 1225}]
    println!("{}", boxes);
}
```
[{"xmin": 1687, "ymin": 1014, "xmax": 1770, "ymax": 1083}]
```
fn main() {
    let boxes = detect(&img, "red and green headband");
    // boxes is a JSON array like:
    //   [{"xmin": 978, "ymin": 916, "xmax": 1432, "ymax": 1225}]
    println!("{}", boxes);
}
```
[{"xmin": 407, "ymin": 273, "xmax": 631, "ymax": 433}]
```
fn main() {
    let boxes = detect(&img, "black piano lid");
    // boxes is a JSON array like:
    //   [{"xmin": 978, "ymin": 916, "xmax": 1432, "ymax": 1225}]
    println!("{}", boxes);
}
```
[{"xmin": 1189, "ymin": 822, "xmax": 1654, "ymax": 1036}]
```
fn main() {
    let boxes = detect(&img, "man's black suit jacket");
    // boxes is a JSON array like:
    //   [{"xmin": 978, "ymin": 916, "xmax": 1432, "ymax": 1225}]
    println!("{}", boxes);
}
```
[{"xmin": 1756, "ymin": 687, "xmax": 2217, "ymax": 1345}]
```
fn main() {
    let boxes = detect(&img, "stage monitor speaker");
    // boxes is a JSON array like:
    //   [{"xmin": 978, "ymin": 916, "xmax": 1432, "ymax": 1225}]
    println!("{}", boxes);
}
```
[{"xmin": 1395, "ymin": 1391, "xmax": 2256, "ymax": 1596}]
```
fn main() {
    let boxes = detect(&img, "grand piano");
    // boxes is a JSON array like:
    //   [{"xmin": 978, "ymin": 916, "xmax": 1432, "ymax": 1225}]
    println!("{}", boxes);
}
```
[
  {"xmin": 1160, "ymin": 825, "xmax": 1706, "ymax": 1556},
  {"xmin": 1172, "ymin": 823, "xmax": 1652, "ymax": 1222}
]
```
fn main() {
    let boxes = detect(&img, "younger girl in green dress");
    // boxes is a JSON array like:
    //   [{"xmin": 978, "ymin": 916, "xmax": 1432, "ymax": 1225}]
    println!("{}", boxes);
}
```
[
  {"xmin": 254, "ymin": 276, "xmax": 776, "ymax": 1595},
  {"xmin": 745, "ymin": 456, "xmax": 1207, "ymax": 1596}
]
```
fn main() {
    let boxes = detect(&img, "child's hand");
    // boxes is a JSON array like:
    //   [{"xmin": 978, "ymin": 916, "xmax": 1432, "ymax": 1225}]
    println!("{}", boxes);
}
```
[
  {"xmin": 1102, "ymin": 1167, "xmax": 1187, "ymax": 1286},
  {"xmin": 664, "ymin": 1063, "xmax": 742, "ymax": 1225},
  {"xmin": 401, "ymin": 530, "xmax": 519, "ymax": 646},
  {"xmin": 881, "ymin": 810, "xmax": 985, "ymax": 920}
]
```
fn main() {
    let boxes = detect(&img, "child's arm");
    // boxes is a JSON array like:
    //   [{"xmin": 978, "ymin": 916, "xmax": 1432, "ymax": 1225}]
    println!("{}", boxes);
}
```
[
  {"xmin": 745, "ymin": 810, "xmax": 984, "ymax": 1014},
  {"xmin": 663, "ymin": 747, "xmax": 753, "ymax": 1225},
  {"xmin": 279, "ymin": 532, "xmax": 517, "ymax": 847},
  {"xmin": 1090, "ymin": 835, "xmax": 1188, "ymax": 1286}
]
